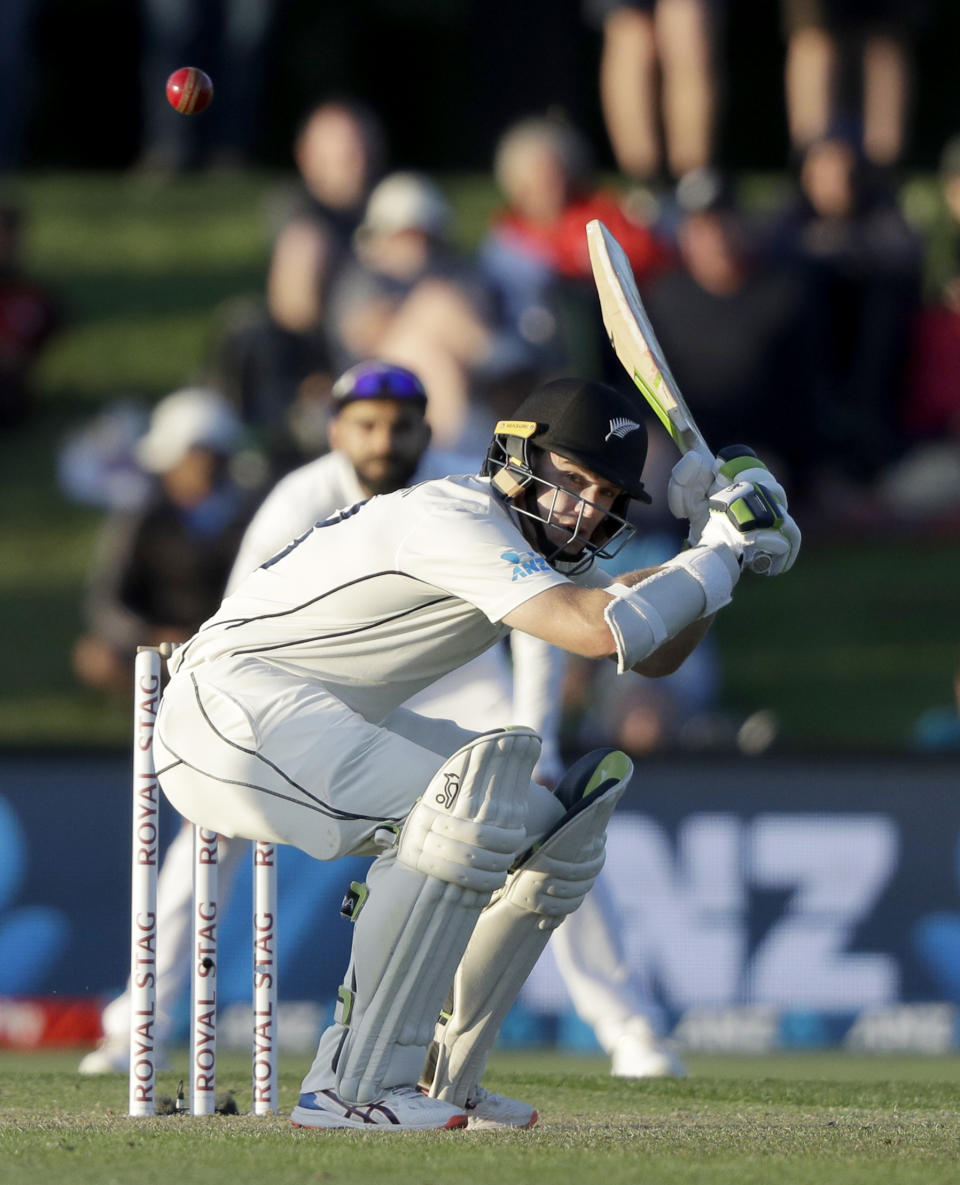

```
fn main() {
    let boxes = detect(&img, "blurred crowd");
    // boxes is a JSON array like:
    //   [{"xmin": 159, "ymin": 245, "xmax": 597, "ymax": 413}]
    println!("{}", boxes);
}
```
[{"xmin": 36, "ymin": 0, "xmax": 960, "ymax": 757}]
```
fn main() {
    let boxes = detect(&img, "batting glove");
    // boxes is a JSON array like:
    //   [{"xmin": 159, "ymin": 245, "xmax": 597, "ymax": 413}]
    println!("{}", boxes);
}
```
[
  {"xmin": 700, "ymin": 479, "xmax": 801, "ymax": 576},
  {"xmin": 667, "ymin": 449, "xmax": 715, "ymax": 543},
  {"xmin": 669, "ymin": 445, "xmax": 791, "ymax": 551},
  {"xmin": 710, "ymin": 445, "xmax": 788, "ymax": 511}
]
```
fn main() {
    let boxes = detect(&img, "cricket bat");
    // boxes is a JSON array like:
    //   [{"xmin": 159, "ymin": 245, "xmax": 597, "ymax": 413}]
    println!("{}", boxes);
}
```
[
  {"xmin": 587, "ymin": 218, "xmax": 780, "ymax": 573},
  {"xmin": 586, "ymin": 218, "xmax": 713, "ymax": 463}
]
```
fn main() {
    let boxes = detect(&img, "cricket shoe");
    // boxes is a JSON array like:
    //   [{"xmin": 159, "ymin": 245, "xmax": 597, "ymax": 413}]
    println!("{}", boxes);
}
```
[
  {"xmin": 291, "ymin": 1086, "xmax": 466, "ymax": 1131},
  {"xmin": 610, "ymin": 1020, "xmax": 686, "ymax": 1079},
  {"xmin": 78, "ymin": 1038, "xmax": 164, "ymax": 1076},
  {"xmin": 464, "ymin": 1084, "xmax": 538, "ymax": 1130}
]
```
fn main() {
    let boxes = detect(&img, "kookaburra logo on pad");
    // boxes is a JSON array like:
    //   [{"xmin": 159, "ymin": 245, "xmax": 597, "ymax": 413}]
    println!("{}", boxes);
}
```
[
  {"xmin": 605, "ymin": 417, "xmax": 642, "ymax": 441},
  {"xmin": 436, "ymin": 772, "xmax": 460, "ymax": 809}
]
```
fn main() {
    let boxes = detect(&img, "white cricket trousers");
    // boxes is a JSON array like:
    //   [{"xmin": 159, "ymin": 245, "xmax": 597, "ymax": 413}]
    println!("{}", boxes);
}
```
[{"xmin": 153, "ymin": 656, "xmax": 559, "ymax": 861}]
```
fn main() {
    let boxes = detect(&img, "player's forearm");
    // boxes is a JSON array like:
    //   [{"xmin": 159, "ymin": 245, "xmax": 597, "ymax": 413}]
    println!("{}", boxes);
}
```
[
  {"xmin": 502, "ymin": 585, "xmax": 618, "ymax": 659},
  {"xmin": 606, "ymin": 561, "xmax": 714, "ymax": 674},
  {"xmin": 629, "ymin": 613, "xmax": 714, "ymax": 676},
  {"xmin": 603, "ymin": 543, "xmax": 740, "ymax": 674}
]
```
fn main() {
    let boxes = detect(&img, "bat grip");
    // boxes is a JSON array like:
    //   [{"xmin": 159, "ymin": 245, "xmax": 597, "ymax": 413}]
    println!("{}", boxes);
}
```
[{"xmin": 677, "ymin": 426, "xmax": 713, "ymax": 464}]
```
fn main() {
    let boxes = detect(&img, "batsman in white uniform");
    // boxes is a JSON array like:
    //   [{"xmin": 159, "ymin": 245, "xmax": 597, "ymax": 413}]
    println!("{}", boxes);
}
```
[
  {"xmin": 152, "ymin": 369, "xmax": 800, "ymax": 1130},
  {"xmin": 79, "ymin": 364, "xmax": 675, "ymax": 1080},
  {"xmin": 230, "ymin": 363, "xmax": 681, "ymax": 1075}
]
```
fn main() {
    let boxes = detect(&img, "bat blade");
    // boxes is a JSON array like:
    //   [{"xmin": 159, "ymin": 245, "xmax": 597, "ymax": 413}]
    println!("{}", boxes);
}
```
[{"xmin": 586, "ymin": 218, "xmax": 712, "ymax": 462}]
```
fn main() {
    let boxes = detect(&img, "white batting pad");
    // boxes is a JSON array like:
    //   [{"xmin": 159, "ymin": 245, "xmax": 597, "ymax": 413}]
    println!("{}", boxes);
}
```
[
  {"xmin": 319, "ymin": 728, "xmax": 540, "ymax": 1104},
  {"xmin": 427, "ymin": 749, "xmax": 633, "ymax": 1105}
]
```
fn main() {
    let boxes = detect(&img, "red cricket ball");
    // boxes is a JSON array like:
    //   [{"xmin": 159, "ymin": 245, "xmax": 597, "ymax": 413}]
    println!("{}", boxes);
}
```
[{"xmin": 165, "ymin": 67, "xmax": 214, "ymax": 116}]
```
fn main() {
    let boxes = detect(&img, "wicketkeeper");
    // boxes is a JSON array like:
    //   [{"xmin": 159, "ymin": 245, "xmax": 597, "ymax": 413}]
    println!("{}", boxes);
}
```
[{"xmin": 152, "ymin": 375, "xmax": 800, "ymax": 1130}]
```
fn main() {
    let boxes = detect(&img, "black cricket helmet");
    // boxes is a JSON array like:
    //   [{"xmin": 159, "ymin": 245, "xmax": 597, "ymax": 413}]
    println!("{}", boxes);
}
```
[{"xmin": 482, "ymin": 377, "xmax": 650, "ymax": 571}]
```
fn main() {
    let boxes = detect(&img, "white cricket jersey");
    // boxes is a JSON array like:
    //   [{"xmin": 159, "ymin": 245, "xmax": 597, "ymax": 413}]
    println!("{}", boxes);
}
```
[
  {"xmin": 170, "ymin": 473, "xmax": 577, "ymax": 723},
  {"xmin": 226, "ymin": 448, "xmax": 473, "ymax": 593}
]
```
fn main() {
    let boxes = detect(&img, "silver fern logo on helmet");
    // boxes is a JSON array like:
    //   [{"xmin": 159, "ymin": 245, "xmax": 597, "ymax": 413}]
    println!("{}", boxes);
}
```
[{"xmin": 605, "ymin": 417, "xmax": 641, "ymax": 441}]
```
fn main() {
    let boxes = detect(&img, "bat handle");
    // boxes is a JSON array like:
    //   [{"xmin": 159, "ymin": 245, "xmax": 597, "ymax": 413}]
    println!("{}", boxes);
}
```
[{"xmin": 676, "ymin": 422, "xmax": 714, "ymax": 465}]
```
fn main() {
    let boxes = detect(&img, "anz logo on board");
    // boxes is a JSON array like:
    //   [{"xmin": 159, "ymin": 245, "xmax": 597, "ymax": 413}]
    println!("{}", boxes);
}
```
[{"xmin": 0, "ymin": 796, "xmax": 68, "ymax": 993}]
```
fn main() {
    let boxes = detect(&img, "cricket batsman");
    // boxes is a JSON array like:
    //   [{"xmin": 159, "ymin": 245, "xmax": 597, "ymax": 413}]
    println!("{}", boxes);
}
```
[{"xmin": 152, "ymin": 373, "xmax": 800, "ymax": 1130}]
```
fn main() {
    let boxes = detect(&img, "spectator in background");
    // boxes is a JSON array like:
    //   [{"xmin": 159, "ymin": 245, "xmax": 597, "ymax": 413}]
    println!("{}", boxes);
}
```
[
  {"xmin": 0, "ymin": 203, "xmax": 59, "ymax": 426},
  {"xmin": 266, "ymin": 100, "xmax": 386, "ymax": 340},
  {"xmin": 479, "ymin": 115, "xmax": 673, "ymax": 382},
  {"xmin": 212, "ymin": 99, "xmax": 386, "ymax": 469},
  {"xmin": 876, "ymin": 147, "xmax": 960, "ymax": 525},
  {"xmin": 585, "ymin": 0, "xmax": 724, "ymax": 193},
  {"xmin": 780, "ymin": 0, "xmax": 926, "ymax": 170},
  {"xmin": 324, "ymin": 171, "xmax": 511, "ymax": 454},
  {"xmin": 137, "ymin": 0, "xmax": 278, "ymax": 173},
  {"xmin": 71, "ymin": 387, "xmax": 257, "ymax": 696},
  {"xmin": 641, "ymin": 171, "xmax": 814, "ymax": 494},
  {"xmin": 899, "ymin": 274, "xmax": 960, "ymax": 456},
  {"xmin": 917, "ymin": 135, "xmax": 960, "ymax": 304},
  {"xmin": 764, "ymin": 129, "xmax": 922, "ymax": 502}
]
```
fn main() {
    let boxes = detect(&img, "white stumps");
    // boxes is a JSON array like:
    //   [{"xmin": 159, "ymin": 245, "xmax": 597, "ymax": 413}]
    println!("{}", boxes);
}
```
[
  {"xmin": 129, "ymin": 641, "xmax": 279, "ymax": 1118},
  {"xmin": 190, "ymin": 826, "xmax": 219, "ymax": 1115},
  {"xmin": 252, "ymin": 841, "xmax": 278, "ymax": 1114},
  {"xmin": 129, "ymin": 646, "xmax": 162, "ymax": 1116}
]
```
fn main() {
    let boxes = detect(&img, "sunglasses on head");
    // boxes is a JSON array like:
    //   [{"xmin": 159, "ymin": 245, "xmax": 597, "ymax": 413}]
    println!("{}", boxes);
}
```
[{"xmin": 334, "ymin": 366, "xmax": 427, "ymax": 403}]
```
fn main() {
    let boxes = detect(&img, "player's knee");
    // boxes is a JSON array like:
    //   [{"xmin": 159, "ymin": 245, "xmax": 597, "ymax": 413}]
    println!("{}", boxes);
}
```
[
  {"xmin": 506, "ymin": 848, "xmax": 607, "ymax": 920},
  {"xmin": 399, "ymin": 809, "xmax": 524, "ymax": 892},
  {"xmin": 501, "ymin": 748, "xmax": 634, "ymax": 919},
  {"xmin": 396, "ymin": 728, "xmax": 540, "ymax": 894}
]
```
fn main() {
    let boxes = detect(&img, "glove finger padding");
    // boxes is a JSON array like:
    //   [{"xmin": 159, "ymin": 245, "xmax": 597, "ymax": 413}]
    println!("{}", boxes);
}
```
[
  {"xmin": 714, "ymin": 467, "xmax": 787, "ymax": 510},
  {"xmin": 712, "ymin": 447, "xmax": 788, "ymax": 512},
  {"xmin": 667, "ymin": 450, "xmax": 715, "ymax": 523},
  {"xmin": 668, "ymin": 450, "xmax": 717, "ymax": 546},
  {"xmin": 702, "ymin": 480, "xmax": 801, "ymax": 577}
]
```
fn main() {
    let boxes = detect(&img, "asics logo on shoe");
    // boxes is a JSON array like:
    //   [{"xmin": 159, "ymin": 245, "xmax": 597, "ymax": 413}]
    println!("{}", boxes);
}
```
[
  {"xmin": 291, "ymin": 1087, "xmax": 467, "ymax": 1130},
  {"xmin": 315, "ymin": 1089, "xmax": 402, "ymax": 1124}
]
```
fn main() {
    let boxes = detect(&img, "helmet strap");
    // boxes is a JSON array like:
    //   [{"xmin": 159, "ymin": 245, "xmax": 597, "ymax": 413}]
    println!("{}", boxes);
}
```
[{"xmin": 491, "ymin": 467, "xmax": 528, "ymax": 499}]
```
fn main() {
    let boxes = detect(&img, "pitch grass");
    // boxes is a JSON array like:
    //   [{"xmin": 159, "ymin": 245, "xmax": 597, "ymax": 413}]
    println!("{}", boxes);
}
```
[{"xmin": 2, "ymin": 1051, "xmax": 960, "ymax": 1185}]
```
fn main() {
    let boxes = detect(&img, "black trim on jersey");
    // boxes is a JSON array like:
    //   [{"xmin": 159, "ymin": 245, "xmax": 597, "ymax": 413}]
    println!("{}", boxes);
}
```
[
  {"xmin": 227, "ymin": 595, "xmax": 452, "ymax": 659},
  {"xmin": 158, "ymin": 749, "xmax": 381, "ymax": 824},
  {"xmin": 173, "ymin": 570, "xmax": 453, "ymax": 669},
  {"xmin": 260, "ymin": 499, "xmax": 368, "ymax": 572},
  {"xmin": 151, "ymin": 673, "xmax": 405, "ymax": 826},
  {"xmin": 218, "ymin": 570, "xmax": 450, "ymax": 630}
]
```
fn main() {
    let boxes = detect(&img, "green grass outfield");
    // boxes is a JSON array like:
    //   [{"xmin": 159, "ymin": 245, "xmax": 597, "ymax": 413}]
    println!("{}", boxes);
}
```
[{"xmin": 3, "ymin": 1049, "xmax": 960, "ymax": 1184}]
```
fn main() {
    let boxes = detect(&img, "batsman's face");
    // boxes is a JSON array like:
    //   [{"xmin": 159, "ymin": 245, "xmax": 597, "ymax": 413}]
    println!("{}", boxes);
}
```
[
  {"xmin": 328, "ymin": 398, "xmax": 430, "ymax": 496},
  {"xmin": 531, "ymin": 451, "xmax": 623, "ymax": 554}
]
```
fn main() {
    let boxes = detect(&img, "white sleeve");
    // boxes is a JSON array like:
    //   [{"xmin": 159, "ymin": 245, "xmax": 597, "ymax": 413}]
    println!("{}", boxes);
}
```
[
  {"xmin": 225, "ymin": 457, "xmax": 362, "ymax": 597},
  {"xmin": 508, "ymin": 629, "xmax": 567, "ymax": 783},
  {"xmin": 225, "ymin": 460, "xmax": 349, "ymax": 595},
  {"xmin": 395, "ymin": 486, "xmax": 570, "ymax": 624},
  {"xmin": 226, "ymin": 483, "xmax": 301, "ymax": 594}
]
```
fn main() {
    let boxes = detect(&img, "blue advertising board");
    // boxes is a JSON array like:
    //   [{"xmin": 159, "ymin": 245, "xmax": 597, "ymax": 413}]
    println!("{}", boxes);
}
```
[{"xmin": 2, "ymin": 751, "xmax": 959, "ymax": 1051}]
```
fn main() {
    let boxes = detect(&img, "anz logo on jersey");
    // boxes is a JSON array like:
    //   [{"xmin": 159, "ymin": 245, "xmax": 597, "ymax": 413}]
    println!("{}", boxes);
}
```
[{"xmin": 501, "ymin": 549, "xmax": 550, "ymax": 581}]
